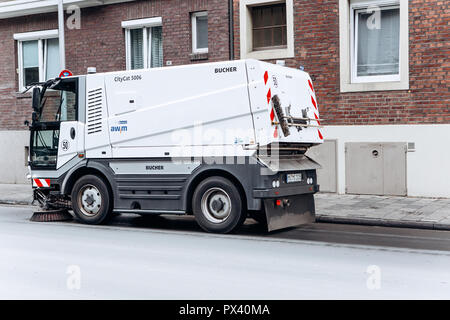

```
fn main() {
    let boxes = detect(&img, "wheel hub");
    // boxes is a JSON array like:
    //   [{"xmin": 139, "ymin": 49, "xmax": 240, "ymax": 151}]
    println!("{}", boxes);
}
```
[
  {"xmin": 211, "ymin": 198, "xmax": 225, "ymax": 212},
  {"xmin": 201, "ymin": 187, "xmax": 232, "ymax": 223},
  {"xmin": 78, "ymin": 184, "xmax": 102, "ymax": 216}
]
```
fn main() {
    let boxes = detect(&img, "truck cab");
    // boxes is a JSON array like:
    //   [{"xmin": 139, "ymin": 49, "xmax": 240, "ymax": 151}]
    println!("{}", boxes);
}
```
[{"xmin": 30, "ymin": 77, "xmax": 80, "ymax": 171}]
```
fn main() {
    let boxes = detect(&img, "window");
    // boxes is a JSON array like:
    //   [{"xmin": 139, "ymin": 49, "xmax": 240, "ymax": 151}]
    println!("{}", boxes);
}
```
[
  {"xmin": 30, "ymin": 125, "xmax": 59, "ymax": 169},
  {"xmin": 22, "ymin": 40, "xmax": 39, "ymax": 86},
  {"xmin": 14, "ymin": 30, "xmax": 61, "ymax": 90},
  {"xmin": 240, "ymin": 0, "xmax": 294, "ymax": 60},
  {"xmin": 339, "ymin": 0, "xmax": 409, "ymax": 92},
  {"xmin": 123, "ymin": 18, "xmax": 163, "ymax": 70},
  {"xmin": 352, "ymin": 4, "xmax": 400, "ymax": 82},
  {"xmin": 39, "ymin": 79, "xmax": 78, "ymax": 122},
  {"xmin": 251, "ymin": 4, "xmax": 287, "ymax": 50},
  {"xmin": 191, "ymin": 11, "xmax": 208, "ymax": 54}
]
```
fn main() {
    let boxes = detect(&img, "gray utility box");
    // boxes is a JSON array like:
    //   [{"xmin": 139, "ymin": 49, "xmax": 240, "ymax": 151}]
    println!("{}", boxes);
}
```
[{"xmin": 345, "ymin": 142, "xmax": 407, "ymax": 196}]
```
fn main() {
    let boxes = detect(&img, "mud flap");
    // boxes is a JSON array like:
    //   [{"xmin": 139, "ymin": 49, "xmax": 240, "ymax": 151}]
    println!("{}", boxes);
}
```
[{"xmin": 263, "ymin": 194, "xmax": 315, "ymax": 232}]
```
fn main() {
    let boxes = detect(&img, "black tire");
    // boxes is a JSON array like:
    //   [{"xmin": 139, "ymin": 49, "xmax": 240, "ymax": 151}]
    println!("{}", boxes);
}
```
[
  {"xmin": 192, "ymin": 176, "xmax": 245, "ymax": 234},
  {"xmin": 71, "ymin": 174, "xmax": 113, "ymax": 225}
]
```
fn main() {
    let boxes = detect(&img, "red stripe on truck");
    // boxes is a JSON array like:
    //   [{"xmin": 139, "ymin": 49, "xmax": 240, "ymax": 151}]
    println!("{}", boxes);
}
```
[
  {"xmin": 314, "ymin": 113, "xmax": 321, "ymax": 125},
  {"xmin": 311, "ymin": 96, "xmax": 317, "ymax": 109},
  {"xmin": 264, "ymin": 71, "xmax": 269, "ymax": 85},
  {"xmin": 34, "ymin": 179, "xmax": 43, "ymax": 188},
  {"xmin": 267, "ymin": 89, "xmax": 272, "ymax": 104},
  {"xmin": 308, "ymin": 79, "xmax": 314, "ymax": 92}
]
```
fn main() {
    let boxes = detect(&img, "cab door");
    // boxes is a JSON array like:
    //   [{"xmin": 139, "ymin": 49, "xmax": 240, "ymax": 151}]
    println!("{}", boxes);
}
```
[{"xmin": 56, "ymin": 78, "xmax": 84, "ymax": 169}]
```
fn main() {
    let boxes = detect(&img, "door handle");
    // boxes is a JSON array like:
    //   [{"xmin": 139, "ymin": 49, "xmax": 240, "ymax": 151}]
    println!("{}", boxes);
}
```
[{"xmin": 70, "ymin": 127, "xmax": 76, "ymax": 140}]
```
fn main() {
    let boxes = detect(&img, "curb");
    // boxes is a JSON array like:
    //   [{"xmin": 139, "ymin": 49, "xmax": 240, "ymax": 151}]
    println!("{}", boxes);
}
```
[{"xmin": 316, "ymin": 215, "xmax": 450, "ymax": 231}]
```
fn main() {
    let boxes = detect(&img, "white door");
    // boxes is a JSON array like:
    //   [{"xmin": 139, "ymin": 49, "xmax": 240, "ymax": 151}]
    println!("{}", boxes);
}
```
[
  {"xmin": 57, "ymin": 121, "xmax": 84, "ymax": 169},
  {"xmin": 55, "ymin": 78, "xmax": 85, "ymax": 169}
]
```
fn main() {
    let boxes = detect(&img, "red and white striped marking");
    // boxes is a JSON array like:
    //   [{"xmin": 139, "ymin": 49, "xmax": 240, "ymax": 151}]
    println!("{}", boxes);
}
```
[
  {"xmin": 308, "ymin": 79, "xmax": 323, "ymax": 141},
  {"xmin": 33, "ymin": 179, "xmax": 50, "ymax": 188},
  {"xmin": 264, "ymin": 71, "xmax": 278, "ymax": 138}
]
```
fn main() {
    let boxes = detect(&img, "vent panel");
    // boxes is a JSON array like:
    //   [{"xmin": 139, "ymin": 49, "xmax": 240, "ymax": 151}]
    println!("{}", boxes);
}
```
[{"xmin": 87, "ymin": 88, "xmax": 104, "ymax": 135}]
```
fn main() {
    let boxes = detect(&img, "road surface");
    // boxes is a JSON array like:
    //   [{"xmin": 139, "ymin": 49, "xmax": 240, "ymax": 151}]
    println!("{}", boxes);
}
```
[{"xmin": 0, "ymin": 205, "xmax": 449, "ymax": 299}]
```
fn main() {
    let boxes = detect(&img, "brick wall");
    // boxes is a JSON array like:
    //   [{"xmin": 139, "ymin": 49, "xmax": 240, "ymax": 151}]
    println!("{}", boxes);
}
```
[
  {"xmin": 233, "ymin": 0, "xmax": 450, "ymax": 125},
  {"xmin": 0, "ymin": 0, "xmax": 230, "ymax": 130}
]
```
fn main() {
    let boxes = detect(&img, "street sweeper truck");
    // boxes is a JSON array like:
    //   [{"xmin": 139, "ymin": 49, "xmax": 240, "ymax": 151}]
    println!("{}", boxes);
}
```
[{"xmin": 27, "ymin": 59, "xmax": 323, "ymax": 233}]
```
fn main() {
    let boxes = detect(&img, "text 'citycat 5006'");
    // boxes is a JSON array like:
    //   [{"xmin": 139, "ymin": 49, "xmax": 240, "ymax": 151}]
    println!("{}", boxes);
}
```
[{"xmin": 26, "ymin": 59, "xmax": 323, "ymax": 233}]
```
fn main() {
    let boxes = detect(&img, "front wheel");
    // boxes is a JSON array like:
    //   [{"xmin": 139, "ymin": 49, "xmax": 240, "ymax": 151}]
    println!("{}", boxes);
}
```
[
  {"xmin": 192, "ymin": 176, "xmax": 245, "ymax": 233},
  {"xmin": 71, "ymin": 175, "xmax": 112, "ymax": 224}
]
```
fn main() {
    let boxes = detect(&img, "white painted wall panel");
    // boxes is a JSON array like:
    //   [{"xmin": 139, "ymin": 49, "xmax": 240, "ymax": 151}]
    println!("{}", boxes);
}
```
[{"xmin": 322, "ymin": 124, "xmax": 450, "ymax": 198}]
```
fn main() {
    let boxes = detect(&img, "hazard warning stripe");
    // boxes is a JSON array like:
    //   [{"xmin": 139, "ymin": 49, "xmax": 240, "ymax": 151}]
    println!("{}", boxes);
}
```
[
  {"xmin": 308, "ymin": 79, "xmax": 314, "ymax": 92},
  {"xmin": 33, "ymin": 179, "xmax": 50, "ymax": 188},
  {"xmin": 264, "ymin": 71, "xmax": 278, "ymax": 139},
  {"xmin": 314, "ymin": 113, "xmax": 321, "ymax": 125},
  {"xmin": 311, "ymin": 96, "xmax": 317, "ymax": 109},
  {"xmin": 270, "ymin": 108, "xmax": 275, "ymax": 121},
  {"xmin": 266, "ymin": 88, "xmax": 272, "ymax": 104}
]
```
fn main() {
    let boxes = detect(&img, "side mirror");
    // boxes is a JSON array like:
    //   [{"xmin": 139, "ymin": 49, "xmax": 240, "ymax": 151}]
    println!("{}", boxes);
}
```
[{"xmin": 32, "ymin": 87, "xmax": 40, "ymax": 112}]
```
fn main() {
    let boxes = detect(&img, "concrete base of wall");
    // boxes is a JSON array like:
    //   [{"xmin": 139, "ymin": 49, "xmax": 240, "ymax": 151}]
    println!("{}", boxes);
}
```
[
  {"xmin": 314, "ymin": 124, "xmax": 450, "ymax": 198},
  {"xmin": 0, "ymin": 130, "xmax": 30, "ymax": 184}
]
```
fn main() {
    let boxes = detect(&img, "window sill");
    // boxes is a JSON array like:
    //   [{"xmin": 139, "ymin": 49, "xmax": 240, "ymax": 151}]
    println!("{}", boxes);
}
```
[
  {"xmin": 340, "ymin": 80, "xmax": 409, "ymax": 93},
  {"xmin": 242, "ymin": 47, "xmax": 294, "ymax": 60},
  {"xmin": 190, "ymin": 52, "xmax": 209, "ymax": 61}
]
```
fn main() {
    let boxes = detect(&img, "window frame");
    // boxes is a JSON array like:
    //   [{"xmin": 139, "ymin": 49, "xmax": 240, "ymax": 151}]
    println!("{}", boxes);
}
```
[
  {"xmin": 14, "ymin": 29, "xmax": 59, "ymax": 91},
  {"xmin": 339, "ymin": 0, "xmax": 409, "ymax": 93},
  {"xmin": 251, "ymin": 3, "xmax": 287, "ymax": 51},
  {"xmin": 350, "ymin": 3, "xmax": 401, "ymax": 84},
  {"xmin": 122, "ymin": 17, "xmax": 163, "ymax": 70},
  {"xmin": 240, "ymin": 0, "xmax": 294, "ymax": 60},
  {"xmin": 191, "ymin": 11, "xmax": 208, "ymax": 54}
]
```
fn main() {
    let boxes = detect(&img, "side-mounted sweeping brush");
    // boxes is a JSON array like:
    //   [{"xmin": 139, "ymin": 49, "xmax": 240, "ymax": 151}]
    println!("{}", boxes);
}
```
[
  {"xmin": 30, "ymin": 209, "xmax": 73, "ymax": 222},
  {"xmin": 29, "ymin": 189, "xmax": 74, "ymax": 222}
]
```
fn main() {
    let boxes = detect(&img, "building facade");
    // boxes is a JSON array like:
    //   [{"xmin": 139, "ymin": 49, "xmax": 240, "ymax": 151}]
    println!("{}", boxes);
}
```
[
  {"xmin": 0, "ymin": 0, "xmax": 448, "ymax": 197},
  {"xmin": 233, "ymin": 0, "xmax": 449, "ymax": 198}
]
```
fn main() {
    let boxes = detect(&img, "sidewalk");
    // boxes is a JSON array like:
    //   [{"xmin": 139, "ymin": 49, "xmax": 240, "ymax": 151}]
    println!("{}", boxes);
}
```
[
  {"xmin": 315, "ymin": 193, "xmax": 450, "ymax": 231},
  {"xmin": 0, "ymin": 184, "xmax": 33, "ymax": 205},
  {"xmin": 1, "ymin": 183, "xmax": 449, "ymax": 230}
]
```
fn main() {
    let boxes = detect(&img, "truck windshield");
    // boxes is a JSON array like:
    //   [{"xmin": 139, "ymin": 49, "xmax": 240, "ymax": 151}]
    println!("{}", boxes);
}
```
[{"xmin": 30, "ymin": 78, "xmax": 78, "ymax": 169}]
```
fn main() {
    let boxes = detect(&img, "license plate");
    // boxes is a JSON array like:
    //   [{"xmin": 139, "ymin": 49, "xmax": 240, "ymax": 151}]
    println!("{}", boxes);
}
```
[{"xmin": 286, "ymin": 173, "xmax": 302, "ymax": 183}]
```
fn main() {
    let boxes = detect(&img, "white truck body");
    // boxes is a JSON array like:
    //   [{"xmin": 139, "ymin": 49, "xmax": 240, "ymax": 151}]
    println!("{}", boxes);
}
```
[{"xmin": 56, "ymin": 59, "xmax": 322, "ymax": 167}]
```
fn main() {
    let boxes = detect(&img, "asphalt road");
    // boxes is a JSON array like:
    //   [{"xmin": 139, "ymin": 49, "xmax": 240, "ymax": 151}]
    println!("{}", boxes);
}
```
[{"xmin": 1, "ymin": 205, "xmax": 449, "ymax": 299}]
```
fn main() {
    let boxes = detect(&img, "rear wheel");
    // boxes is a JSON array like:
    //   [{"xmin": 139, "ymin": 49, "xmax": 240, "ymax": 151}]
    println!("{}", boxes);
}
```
[
  {"xmin": 192, "ymin": 176, "xmax": 245, "ymax": 233},
  {"xmin": 71, "ymin": 175, "xmax": 112, "ymax": 224}
]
